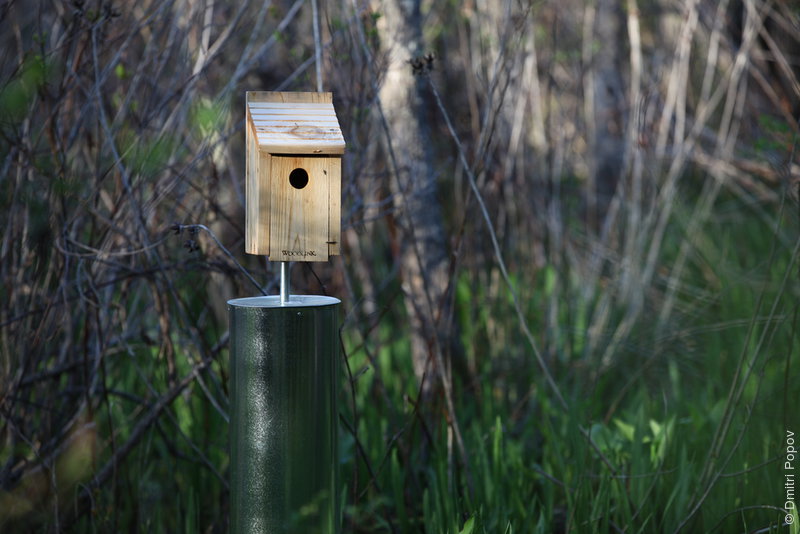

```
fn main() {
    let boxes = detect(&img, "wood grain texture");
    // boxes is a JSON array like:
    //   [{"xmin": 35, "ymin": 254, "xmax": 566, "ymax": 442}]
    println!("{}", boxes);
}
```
[
  {"xmin": 268, "ymin": 156, "xmax": 331, "ymax": 262},
  {"xmin": 247, "ymin": 91, "xmax": 332, "ymax": 104},
  {"xmin": 245, "ymin": 104, "xmax": 271, "ymax": 255},
  {"xmin": 247, "ymin": 92, "xmax": 344, "ymax": 155},
  {"xmin": 245, "ymin": 91, "xmax": 344, "ymax": 260},
  {"xmin": 327, "ymin": 158, "xmax": 341, "ymax": 257}
]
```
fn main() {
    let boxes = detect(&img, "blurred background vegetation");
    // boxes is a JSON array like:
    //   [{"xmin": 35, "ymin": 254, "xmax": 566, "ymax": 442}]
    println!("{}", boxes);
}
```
[{"xmin": 1, "ymin": 0, "xmax": 799, "ymax": 532}]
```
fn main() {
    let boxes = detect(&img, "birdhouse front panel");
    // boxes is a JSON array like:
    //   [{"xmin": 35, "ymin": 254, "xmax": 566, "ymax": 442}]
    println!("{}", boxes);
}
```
[
  {"xmin": 245, "ymin": 91, "xmax": 345, "ymax": 261},
  {"xmin": 268, "ymin": 155, "xmax": 340, "ymax": 261}
]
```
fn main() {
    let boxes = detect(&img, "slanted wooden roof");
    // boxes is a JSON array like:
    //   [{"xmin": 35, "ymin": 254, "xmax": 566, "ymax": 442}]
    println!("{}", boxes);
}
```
[{"xmin": 246, "ymin": 91, "xmax": 345, "ymax": 155}]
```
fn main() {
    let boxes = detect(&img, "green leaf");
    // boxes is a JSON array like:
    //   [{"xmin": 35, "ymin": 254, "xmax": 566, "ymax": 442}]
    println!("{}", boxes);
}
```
[
  {"xmin": 614, "ymin": 418, "xmax": 635, "ymax": 442},
  {"xmin": 459, "ymin": 515, "xmax": 476, "ymax": 534}
]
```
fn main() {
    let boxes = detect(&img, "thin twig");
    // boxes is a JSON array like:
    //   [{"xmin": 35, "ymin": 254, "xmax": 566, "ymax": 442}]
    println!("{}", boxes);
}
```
[
  {"xmin": 427, "ymin": 77, "xmax": 568, "ymax": 412},
  {"xmin": 173, "ymin": 224, "xmax": 266, "ymax": 296}
]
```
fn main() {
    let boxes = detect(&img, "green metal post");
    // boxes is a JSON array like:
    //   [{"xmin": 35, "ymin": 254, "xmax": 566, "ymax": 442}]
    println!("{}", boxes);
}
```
[{"xmin": 228, "ymin": 295, "xmax": 340, "ymax": 534}]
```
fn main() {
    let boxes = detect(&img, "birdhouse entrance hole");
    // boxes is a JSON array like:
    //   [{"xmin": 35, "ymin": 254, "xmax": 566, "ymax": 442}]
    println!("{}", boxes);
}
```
[{"xmin": 289, "ymin": 167, "xmax": 309, "ymax": 189}]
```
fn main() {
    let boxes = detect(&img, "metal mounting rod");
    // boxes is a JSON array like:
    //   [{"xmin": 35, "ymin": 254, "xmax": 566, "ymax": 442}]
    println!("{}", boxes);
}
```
[{"xmin": 279, "ymin": 261, "xmax": 290, "ymax": 305}]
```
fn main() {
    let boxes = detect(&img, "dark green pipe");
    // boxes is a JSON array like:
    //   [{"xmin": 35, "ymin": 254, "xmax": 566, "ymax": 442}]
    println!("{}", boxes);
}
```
[{"xmin": 228, "ymin": 296, "xmax": 340, "ymax": 534}]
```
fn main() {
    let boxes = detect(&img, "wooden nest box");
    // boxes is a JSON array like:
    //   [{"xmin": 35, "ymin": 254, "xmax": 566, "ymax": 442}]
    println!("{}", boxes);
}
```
[{"xmin": 245, "ymin": 91, "xmax": 345, "ymax": 262}]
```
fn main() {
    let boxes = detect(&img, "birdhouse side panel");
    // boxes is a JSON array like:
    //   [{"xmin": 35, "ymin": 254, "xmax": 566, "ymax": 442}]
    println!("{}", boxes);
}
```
[
  {"xmin": 268, "ymin": 156, "xmax": 331, "ymax": 262},
  {"xmin": 245, "ymin": 119, "xmax": 271, "ymax": 255},
  {"xmin": 328, "ymin": 157, "xmax": 341, "ymax": 257}
]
